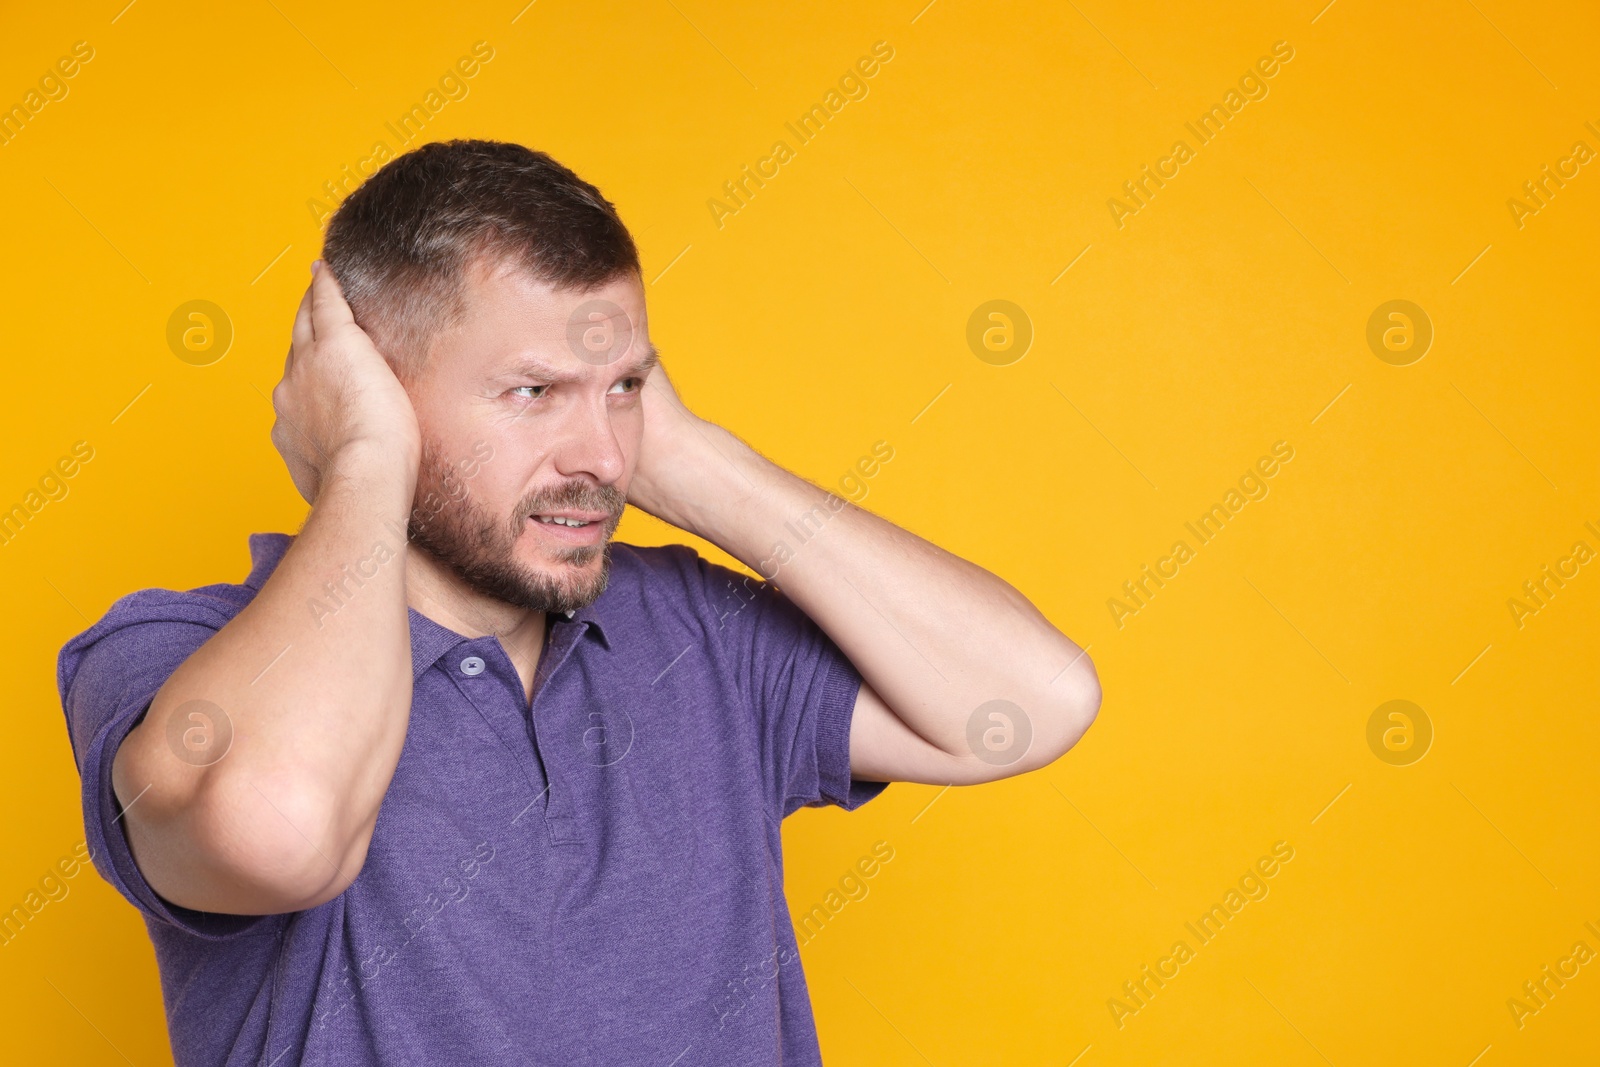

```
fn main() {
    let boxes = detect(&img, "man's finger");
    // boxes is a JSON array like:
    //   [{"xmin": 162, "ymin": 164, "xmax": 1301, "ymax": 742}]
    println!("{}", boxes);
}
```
[
  {"xmin": 309, "ymin": 259, "xmax": 356, "ymax": 337},
  {"xmin": 291, "ymin": 278, "xmax": 315, "ymax": 349}
]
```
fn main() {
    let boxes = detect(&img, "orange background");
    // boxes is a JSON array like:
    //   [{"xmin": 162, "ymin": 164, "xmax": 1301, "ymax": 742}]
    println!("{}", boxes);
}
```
[{"xmin": 2, "ymin": 1, "xmax": 1597, "ymax": 1063}]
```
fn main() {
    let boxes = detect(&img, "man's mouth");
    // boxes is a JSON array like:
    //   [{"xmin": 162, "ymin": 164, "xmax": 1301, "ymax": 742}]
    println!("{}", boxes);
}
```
[{"xmin": 527, "ymin": 511, "xmax": 612, "ymax": 545}]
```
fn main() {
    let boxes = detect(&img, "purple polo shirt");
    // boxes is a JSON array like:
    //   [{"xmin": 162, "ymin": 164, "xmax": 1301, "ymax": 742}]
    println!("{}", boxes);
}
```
[{"xmin": 57, "ymin": 532, "xmax": 888, "ymax": 1066}]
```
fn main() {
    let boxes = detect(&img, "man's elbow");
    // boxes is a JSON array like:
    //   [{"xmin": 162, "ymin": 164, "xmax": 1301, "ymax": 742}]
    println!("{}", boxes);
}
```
[
  {"xmin": 1071, "ymin": 652, "xmax": 1103, "ymax": 733},
  {"xmin": 1045, "ymin": 661, "xmax": 1101, "ymax": 758},
  {"xmin": 195, "ymin": 776, "xmax": 372, "ymax": 910},
  {"xmin": 127, "ymin": 769, "xmax": 372, "ymax": 915},
  {"xmin": 953, "ymin": 650, "xmax": 1100, "ymax": 783}
]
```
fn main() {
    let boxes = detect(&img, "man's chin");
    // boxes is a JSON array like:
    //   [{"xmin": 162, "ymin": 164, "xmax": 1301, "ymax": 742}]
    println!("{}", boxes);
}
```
[
  {"xmin": 516, "ymin": 528, "xmax": 608, "ymax": 571},
  {"xmin": 414, "ymin": 535, "xmax": 614, "ymax": 616},
  {"xmin": 505, "ymin": 541, "xmax": 613, "ymax": 613}
]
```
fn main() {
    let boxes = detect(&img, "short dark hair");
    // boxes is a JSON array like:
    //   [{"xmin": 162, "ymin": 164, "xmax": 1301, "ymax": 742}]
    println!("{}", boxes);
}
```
[{"xmin": 322, "ymin": 139, "xmax": 641, "ymax": 380}]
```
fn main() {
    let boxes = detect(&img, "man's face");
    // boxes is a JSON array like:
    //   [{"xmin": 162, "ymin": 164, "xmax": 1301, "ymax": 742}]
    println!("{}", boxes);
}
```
[{"xmin": 402, "ymin": 260, "xmax": 656, "ymax": 615}]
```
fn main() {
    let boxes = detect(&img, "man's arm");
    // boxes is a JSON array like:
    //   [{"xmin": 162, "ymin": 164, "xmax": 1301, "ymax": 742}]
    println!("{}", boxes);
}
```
[
  {"xmin": 627, "ymin": 375, "xmax": 1101, "ymax": 787},
  {"xmin": 111, "ymin": 263, "xmax": 421, "ymax": 915}
]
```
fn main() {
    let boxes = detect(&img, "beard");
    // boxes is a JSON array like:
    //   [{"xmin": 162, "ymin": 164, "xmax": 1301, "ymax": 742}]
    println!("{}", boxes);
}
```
[{"xmin": 406, "ymin": 435, "xmax": 626, "ymax": 615}]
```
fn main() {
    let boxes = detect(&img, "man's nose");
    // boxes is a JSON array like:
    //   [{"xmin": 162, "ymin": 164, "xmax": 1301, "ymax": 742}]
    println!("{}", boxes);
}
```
[{"xmin": 553, "ymin": 398, "xmax": 626, "ymax": 485}]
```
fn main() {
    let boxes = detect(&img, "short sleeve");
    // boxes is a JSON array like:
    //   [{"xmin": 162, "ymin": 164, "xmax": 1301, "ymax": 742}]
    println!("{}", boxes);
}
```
[
  {"xmin": 689, "ymin": 552, "xmax": 890, "ymax": 818},
  {"xmin": 57, "ymin": 588, "xmax": 281, "ymax": 940}
]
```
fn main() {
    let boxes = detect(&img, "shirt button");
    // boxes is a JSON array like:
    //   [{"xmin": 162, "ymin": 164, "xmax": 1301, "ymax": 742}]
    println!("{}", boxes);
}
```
[{"xmin": 460, "ymin": 656, "xmax": 486, "ymax": 677}]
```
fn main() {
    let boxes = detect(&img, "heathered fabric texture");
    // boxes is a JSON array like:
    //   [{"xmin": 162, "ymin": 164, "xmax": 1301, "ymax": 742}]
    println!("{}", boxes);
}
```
[{"xmin": 57, "ymin": 532, "xmax": 887, "ymax": 1066}]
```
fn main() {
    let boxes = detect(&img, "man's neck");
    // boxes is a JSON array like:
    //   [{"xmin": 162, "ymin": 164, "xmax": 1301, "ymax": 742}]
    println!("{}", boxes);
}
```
[{"xmin": 403, "ymin": 546, "xmax": 547, "ymax": 703}]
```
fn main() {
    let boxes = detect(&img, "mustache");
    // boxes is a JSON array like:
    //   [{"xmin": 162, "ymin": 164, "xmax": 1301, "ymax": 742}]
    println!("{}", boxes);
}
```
[{"xmin": 514, "ymin": 480, "xmax": 626, "ymax": 524}]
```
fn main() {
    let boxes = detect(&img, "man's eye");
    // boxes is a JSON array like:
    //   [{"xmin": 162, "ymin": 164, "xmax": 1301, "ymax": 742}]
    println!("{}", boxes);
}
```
[
  {"xmin": 511, "ymin": 385, "xmax": 549, "ymax": 400},
  {"xmin": 608, "ymin": 377, "xmax": 641, "ymax": 395}
]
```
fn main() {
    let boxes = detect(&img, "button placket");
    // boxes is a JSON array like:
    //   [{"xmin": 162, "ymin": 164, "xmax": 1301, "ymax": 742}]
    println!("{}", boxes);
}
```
[
  {"xmin": 525, "ymin": 619, "xmax": 591, "ymax": 846},
  {"xmin": 444, "ymin": 642, "xmax": 553, "ymax": 821}
]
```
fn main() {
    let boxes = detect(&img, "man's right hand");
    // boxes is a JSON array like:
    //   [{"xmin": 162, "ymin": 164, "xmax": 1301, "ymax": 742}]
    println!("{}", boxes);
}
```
[
  {"xmin": 110, "ymin": 260, "xmax": 425, "ymax": 916},
  {"xmin": 271, "ymin": 261, "xmax": 422, "ymax": 505}
]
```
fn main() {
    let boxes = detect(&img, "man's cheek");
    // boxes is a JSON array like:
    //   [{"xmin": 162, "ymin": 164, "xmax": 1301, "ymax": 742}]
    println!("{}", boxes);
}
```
[{"xmin": 620, "ymin": 412, "xmax": 647, "ymax": 473}]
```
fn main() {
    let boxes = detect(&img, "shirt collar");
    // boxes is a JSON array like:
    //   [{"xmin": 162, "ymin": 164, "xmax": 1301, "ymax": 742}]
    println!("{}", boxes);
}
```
[
  {"xmin": 408, "ymin": 602, "xmax": 609, "ymax": 679},
  {"xmin": 408, "ymin": 608, "xmax": 468, "ymax": 680}
]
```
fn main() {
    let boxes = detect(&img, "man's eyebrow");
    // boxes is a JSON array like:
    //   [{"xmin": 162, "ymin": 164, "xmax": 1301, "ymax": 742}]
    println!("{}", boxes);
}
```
[
  {"xmin": 499, "ymin": 355, "xmax": 567, "ymax": 380},
  {"xmin": 630, "ymin": 343, "xmax": 661, "ymax": 376},
  {"xmin": 497, "ymin": 343, "xmax": 660, "ymax": 382}
]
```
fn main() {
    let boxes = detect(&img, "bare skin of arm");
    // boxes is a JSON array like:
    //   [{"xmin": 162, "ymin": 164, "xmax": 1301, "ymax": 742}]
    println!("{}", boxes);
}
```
[{"xmin": 111, "ymin": 264, "xmax": 422, "ymax": 915}]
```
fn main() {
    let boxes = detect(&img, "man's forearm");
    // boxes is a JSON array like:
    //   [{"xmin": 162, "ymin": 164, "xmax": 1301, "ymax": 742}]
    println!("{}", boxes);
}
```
[
  {"xmin": 114, "ymin": 442, "xmax": 418, "ymax": 913},
  {"xmin": 654, "ymin": 422, "xmax": 1099, "ymax": 760}
]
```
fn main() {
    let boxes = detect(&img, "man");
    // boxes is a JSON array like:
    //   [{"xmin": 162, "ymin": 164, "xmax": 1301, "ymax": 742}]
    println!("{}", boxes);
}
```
[{"xmin": 58, "ymin": 139, "xmax": 1100, "ymax": 1066}]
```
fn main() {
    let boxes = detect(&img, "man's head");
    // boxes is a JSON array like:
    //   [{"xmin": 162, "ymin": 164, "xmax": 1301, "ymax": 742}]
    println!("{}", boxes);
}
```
[{"xmin": 322, "ymin": 139, "xmax": 654, "ymax": 616}]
